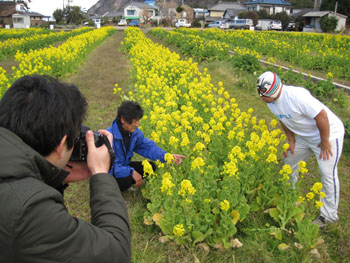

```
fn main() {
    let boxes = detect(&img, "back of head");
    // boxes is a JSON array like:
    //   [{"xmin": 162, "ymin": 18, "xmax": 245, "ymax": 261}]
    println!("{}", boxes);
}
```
[
  {"xmin": 257, "ymin": 71, "xmax": 283, "ymax": 98},
  {"xmin": 0, "ymin": 75, "xmax": 87, "ymax": 156},
  {"xmin": 116, "ymin": 101, "xmax": 144, "ymax": 123}
]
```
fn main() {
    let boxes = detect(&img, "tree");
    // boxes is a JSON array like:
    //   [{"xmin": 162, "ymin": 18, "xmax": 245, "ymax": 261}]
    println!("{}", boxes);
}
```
[
  {"xmin": 288, "ymin": 0, "xmax": 314, "ymax": 9},
  {"xmin": 320, "ymin": 15, "xmax": 338, "ymax": 32},
  {"xmin": 271, "ymin": 11, "xmax": 290, "ymax": 31},
  {"xmin": 141, "ymin": 10, "xmax": 153, "ymax": 23},
  {"xmin": 257, "ymin": 10, "xmax": 270, "ymax": 19},
  {"xmin": 239, "ymin": 11, "xmax": 259, "ymax": 26},
  {"xmin": 320, "ymin": 0, "xmax": 350, "ymax": 18},
  {"xmin": 53, "ymin": 6, "xmax": 86, "ymax": 25},
  {"xmin": 53, "ymin": 9, "xmax": 65, "ymax": 24},
  {"xmin": 13, "ymin": 0, "xmax": 31, "ymax": 10},
  {"xmin": 176, "ymin": 6, "xmax": 184, "ymax": 13},
  {"xmin": 65, "ymin": 6, "xmax": 85, "ymax": 25}
]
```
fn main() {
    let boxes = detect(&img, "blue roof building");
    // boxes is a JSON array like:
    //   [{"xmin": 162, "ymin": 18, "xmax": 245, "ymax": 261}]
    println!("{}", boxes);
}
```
[{"xmin": 244, "ymin": 0, "xmax": 291, "ymax": 15}]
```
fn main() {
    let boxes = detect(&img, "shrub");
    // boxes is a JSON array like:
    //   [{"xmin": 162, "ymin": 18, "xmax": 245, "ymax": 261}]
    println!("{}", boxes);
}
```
[
  {"xmin": 192, "ymin": 19, "xmax": 202, "ymax": 28},
  {"xmin": 320, "ymin": 15, "xmax": 338, "ymax": 33},
  {"xmin": 239, "ymin": 11, "xmax": 259, "ymax": 26},
  {"xmin": 232, "ymin": 54, "xmax": 261, "ymax": 73}
]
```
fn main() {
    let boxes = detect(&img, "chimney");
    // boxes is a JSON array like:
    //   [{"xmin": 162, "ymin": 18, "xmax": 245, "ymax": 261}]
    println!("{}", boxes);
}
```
[{"xmin": 314, "ymin": 0, "xmax": 322, "ymax": 11}]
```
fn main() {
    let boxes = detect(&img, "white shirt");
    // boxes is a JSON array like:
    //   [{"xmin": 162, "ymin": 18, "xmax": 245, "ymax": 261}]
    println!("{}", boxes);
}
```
[{"xmin": 267, "ymin": 85, "xmax": 344, "ymax": 143}]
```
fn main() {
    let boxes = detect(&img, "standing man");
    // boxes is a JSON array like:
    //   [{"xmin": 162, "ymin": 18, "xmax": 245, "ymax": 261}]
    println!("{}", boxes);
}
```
[
  {"xmin": 0, "ymin": 75, "xmax": 131, "ymax": 262},
  {"xmin": 257, "ymin": 71, "xmax": 344, "ymax": 227},
  {"xmin": 107, "ymin": 100, "xmax": 186, "ymax": 191}
]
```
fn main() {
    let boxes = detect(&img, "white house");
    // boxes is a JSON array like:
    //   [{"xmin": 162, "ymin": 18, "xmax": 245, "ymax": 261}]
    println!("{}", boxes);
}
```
[
  {"xmin": 244, "ymin": 0, "xmax": 291, "ymax": 15},
  {"xmin": 303, "ymin": 11, "xmax": 348, "ymax": 32},
  {"xmin": 206, "ymin": 2, "xmax": 245, "ymax": 24},
  {"xmin": 122, "ymin": 1, "xmax": 159, "ymax": 23}
]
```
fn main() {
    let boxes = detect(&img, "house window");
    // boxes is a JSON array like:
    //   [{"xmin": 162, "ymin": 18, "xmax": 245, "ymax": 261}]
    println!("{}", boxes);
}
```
[
  {"xmin": 127, "ymin": 10, "xmax": 135, "ymax": 16},
  {"xmin": 13, "ymin": 17, "xmax": 24, "ymax": 23}
]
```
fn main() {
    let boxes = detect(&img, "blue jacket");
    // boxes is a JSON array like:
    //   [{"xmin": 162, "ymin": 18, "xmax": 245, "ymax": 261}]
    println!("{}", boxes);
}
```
[{"xmin": 107, "ymin": 120, "xmax": 167, "ymax": 179}]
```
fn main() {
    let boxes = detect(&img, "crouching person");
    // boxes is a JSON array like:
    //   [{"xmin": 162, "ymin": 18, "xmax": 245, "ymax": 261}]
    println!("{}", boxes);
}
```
[{"xmin": 0, "ymin": 75, "xmax": 131, "ymax": 262}]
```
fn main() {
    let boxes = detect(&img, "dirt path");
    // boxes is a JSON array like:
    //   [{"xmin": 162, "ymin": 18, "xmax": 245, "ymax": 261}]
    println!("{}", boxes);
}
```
[
  {"xmin": 63, "ymin": 30, "xmax": 131, "ymax": 220},
  {"xmin": 65, "ymin": 30, "xmax": 131, "ymax": 130}
]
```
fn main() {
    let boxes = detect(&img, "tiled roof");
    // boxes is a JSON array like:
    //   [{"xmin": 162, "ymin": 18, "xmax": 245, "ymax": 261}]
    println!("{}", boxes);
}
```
[
  {"xmin": 209, "ymin": 2, "xmax": 245, "ymax": 11},
  {"xmin": 303, "ymin": 11, "xmax": 347, "ymax": 18},
  {"xmin": 244, "ymin": 0, "xmax": 291, "ymax": 6},
  {"xmin": 0, "ymin": 2, "xmax": 16, "ymax": 16},
  {"xmin": 224, "ymin": 8, "xmax": 245, "ymax": 17}
]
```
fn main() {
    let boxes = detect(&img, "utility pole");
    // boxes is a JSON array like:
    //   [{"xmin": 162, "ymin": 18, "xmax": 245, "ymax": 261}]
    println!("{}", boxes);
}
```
[
  {"xmin": 314, "ymin": 0, "xmax": 322, "ymax": 11},
  {"xmin": 335, "ymin": 1, "xmax": 338, "ymax": 14}
]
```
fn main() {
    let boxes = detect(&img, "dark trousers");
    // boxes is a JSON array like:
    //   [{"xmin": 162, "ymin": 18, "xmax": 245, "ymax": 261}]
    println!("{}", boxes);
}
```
[{"xmin": 116, "ymin": 161, "xmax": 156, "ymax": 192}]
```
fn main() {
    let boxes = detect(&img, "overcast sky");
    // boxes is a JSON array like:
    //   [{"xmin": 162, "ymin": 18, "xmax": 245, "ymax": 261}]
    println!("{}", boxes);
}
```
[{"xmin": 28, "ymin": 0, "xmax": 99, "ymax": 17}]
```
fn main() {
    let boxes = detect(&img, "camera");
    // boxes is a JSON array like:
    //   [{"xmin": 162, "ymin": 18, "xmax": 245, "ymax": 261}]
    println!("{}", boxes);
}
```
[{"xmin": 70, "ymin": 125, "xmax": 114, "ymax": 162}]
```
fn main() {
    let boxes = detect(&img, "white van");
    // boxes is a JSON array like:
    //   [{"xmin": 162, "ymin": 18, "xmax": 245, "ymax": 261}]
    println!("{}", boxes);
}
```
[{"xmin": 228, "ymin": 19, "xmax": 254, "ymax": 30}]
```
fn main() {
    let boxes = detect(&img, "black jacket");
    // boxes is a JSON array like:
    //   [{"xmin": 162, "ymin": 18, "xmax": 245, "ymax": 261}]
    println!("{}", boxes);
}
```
[{"xmin": 0, "ymin": 127, "xmax": 131, "ymax": 263}]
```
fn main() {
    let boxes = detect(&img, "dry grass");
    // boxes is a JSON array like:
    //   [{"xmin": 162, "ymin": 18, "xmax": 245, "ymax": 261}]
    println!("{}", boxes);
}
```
[
  {"xmin": 63, "ymin": 30, "xmax": 132, "ymax": 221},
  {"xmin": 0, "ymin": 57, "xmax": 18, "ymax": 75}
]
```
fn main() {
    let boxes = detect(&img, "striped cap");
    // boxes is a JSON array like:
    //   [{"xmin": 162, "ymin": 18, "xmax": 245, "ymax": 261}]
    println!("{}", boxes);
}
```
[{"xmin": 257, "ymin": 71, "xmax": 283, "ymax": 98}]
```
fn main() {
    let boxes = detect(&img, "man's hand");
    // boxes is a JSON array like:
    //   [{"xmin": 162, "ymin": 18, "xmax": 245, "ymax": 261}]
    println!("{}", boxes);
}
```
[
  {"xmin": 172, "ymin": 154, "xmax": 186, "ymax": 165},
  {"xmin": 318, "ymin": 140, "xmax": 333, "ymax": 160},
  {"xmin": 283, "ymin": 140, "xmax": 295, "ymax": 158},
  {"xmin": 132, "ymin": 170, "xmax": 143, "ymax": 187},
  {"xmin": 86, "ymin": 130, "xmax": 113, "ymax": 175},
  {"xmin": 64, "ymin": 161, "xmax": 91, "ymax": 183}
]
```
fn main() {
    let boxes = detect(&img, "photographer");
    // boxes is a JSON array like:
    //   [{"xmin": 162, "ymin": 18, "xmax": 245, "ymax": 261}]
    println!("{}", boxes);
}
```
[
  {"xmin": 0, "ymin": 75, "xmax": 131, "ymax": 262},
  {"xmin": 107, "ymin": 101, "xmax": 186, "ymax": 191},
  {"xmin": 257, "ymin": 71, "xmax": 344, "ymax": 228}
]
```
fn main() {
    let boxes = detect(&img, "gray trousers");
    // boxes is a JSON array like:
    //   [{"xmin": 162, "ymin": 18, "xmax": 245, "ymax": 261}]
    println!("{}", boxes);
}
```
[{"xmin": 284, "ymin": 135, "xmax": 344, "ymax": 222}]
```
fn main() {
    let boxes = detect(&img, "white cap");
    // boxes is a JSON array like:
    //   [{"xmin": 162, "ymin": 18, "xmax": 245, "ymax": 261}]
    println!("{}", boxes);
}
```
[{"xmin": 257, "ymin": 71, "xmax": 283, "ymax": 98}]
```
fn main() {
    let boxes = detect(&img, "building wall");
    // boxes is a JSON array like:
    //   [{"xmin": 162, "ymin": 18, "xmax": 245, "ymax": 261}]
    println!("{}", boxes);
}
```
[
  {"xmin": 13, "ymin": 14, "xmax": 30, "ymax": 28},
  {"xmin": 210, "ymin": 11, "xmax": 224, "ymax": 18},
  {"xmin": 246, "ymin": 4, "xmax": 290, "ymax": 15},
  {"xmin": 329, "ymin": 14, "xmax": 346, "ymax": 31}
]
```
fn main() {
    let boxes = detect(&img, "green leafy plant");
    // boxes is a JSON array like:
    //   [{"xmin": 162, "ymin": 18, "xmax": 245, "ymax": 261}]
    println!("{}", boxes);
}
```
[{"xmin": 320, "ymin": 15, "xmax": 338, "ymax": 33}]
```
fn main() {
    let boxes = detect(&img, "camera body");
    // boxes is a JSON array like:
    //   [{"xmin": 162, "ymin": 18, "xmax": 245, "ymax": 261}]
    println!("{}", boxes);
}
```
[{"xmin": 70, "ymin": 125, "xmax": 109, "ymax": 162}]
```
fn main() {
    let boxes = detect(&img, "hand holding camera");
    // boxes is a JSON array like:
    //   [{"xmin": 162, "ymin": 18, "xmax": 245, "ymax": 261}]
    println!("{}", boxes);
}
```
[
  {"xmin": 86, "ymin": 130, "xmax": 114, "ymax": 175},
  {"xmin": 65, "ymin": 128, "xmax": 114, "ymax": 183}
]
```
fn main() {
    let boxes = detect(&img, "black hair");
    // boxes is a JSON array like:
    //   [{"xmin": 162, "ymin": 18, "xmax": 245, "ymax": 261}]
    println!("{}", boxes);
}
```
[
  {"xmin": 0, "ymin": 75, "xmax": 87, "ymax": 156},
  {"xmin": 116, "ymin": 101, "xmax": 144, "ymax": 124}
]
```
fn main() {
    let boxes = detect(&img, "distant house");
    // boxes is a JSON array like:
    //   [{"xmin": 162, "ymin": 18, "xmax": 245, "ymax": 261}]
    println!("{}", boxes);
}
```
[
  {"xmin": 206, "ymin": 2, "xmax": 245, "ymax": 23},
  {"xmin": 193, "ymin": 8, "xmax": 209, "ymax": 20},
  {"xmin": 223, "ymin": 8, "xmax": 246, "ymax": 20},
  {"xmin": 104, "ymin": 10, "xmax": 124, "ymax": 21},
  {"xmin": 25, "ymin": 12, "xmax": 47, "ymax": 27},
  {"xmin": 0, "ymin": 1, "xmax": 47, "ymax": 28},
  {"xmin": 158, "ymin": 0, "xmax": 177, "ymax": 22},
  {"xmin": 303, "ymin": 11, "xmax": 347, "ymax": 32},
  {"xmin": 122, "ymin": 1, "xmax": 159, "ymax": 23},
  {"xmin": 0, "ymin": 1, "xmax": 16, "ymax": 26},
  {"xmin": 89, "ymin": 14, "xmax": 102, "ymax": 26},
  {"xmin": 244, "ymin": 0, "xmax": 291, "ymax": 15},
  {"xmin": 158, "ymin": 0, "xmax": 193, "ymax": 23},
  {"xmin": 177, "ymin": 5, "xmax": 194, "ymax": 21}
]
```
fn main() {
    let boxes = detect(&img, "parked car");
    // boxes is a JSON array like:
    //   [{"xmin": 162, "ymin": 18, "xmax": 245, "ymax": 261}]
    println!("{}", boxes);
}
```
[
  {"xmin": 208, "ymin": 20, "xmax": 225, "ymax": 29},
  {"xmin": 287, "ymin": 22, "xmax": 296, "ymax": 31},
  {"xmin": 228, "ymin": 19, "xmax": 254, "ymax": 30},
  {"xmin": 219, "ymin": 21, "xmax": 230, "ymax": 29},
  {"xmin": 268, "ymin": 20, "xmax": 282, "ymax": 31},
  {"xmin": 118, "ymin": 19, "xmax": 127, "ymax": 26},
  {"xmin": 129, "ymin": 19, "xmax": 140, "ymax": 27},
  {"xmin": 175, "ymin": 19, "xmax": 191, "ymax": 28}
]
